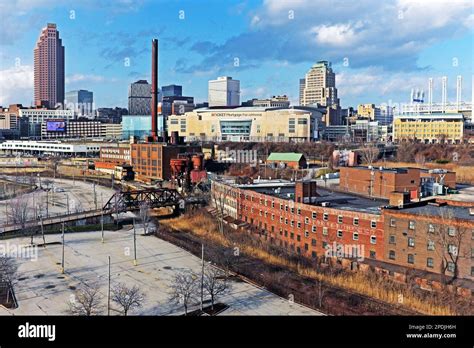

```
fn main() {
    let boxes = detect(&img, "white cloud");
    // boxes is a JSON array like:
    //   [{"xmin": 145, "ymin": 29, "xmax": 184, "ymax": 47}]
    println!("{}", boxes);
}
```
[
  {"xmin": 0, "ymin": 65, "xmax": 33, "ymax": 106},
  {"xmin": 66, "ymin": 74, "xmax": 107, "ymax": 84},
  {"xmin": 311, "ymin": 23, "xmax": 360, "ymax": 47}
]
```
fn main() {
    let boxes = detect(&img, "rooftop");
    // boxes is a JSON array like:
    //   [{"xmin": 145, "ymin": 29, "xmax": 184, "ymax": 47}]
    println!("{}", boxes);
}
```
[
  {"xmin": 389, "ymin": 202, "xmax": 473, "ymax": 220},
  {"xmin": 226, "ymin": 178, "xmax": 387, "ymax": 215},
  {"xmin": 267, "ymin": 152, "xmax": 304, "ymax": 162}
]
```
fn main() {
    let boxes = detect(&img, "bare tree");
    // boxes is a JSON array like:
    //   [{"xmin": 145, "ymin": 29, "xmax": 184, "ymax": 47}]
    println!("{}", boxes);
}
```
[
  {"xmin": 169, "ymin": 270, "xmax": 199, "ymax": 315},
  {"xmin": 359, "ymin": 144, "xmax": 379, "ymax": 166},
  {"xmin": 111, "ymin": 283, "xmax": 146, "ymax": 316},
  {"xmin": 139, "ymin": 201, "xmax": 151, "ymax": 235},
  {"xmin": 429, "ymin": 209, "xmax": 469, "ymax": 283},
  {"xmin": 414, "ymin": 153, "xmax": 426, "ymax": 167},
  {"xmin": 203, "ymin": 266, "xmax": 231, "ymax": 310},
  {"xmin": 211, "ymin": 181, "xmax": 232, "ymax": 234},
  {"xmin": 67, "ymin": 284, "xmax": 104, "ymax": 316},
  {"xmin": 8, "ymin": 195, "xmax": 36, "ymax": 244},
  {"xmin": 0, "ymin": 257, "xmax": 18, "ymax": 306}
]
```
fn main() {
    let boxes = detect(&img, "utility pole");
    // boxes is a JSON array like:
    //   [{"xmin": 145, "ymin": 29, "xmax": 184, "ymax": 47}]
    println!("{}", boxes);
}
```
[
  {"xmin": 107, "ymin": 256, "xmax": 111, "ymax": 316},
  {"xmin": 101, "ymin": 210, "xmax": 104, "ymax": 243},
  {"xmin": 41, "ymin": 217, "xmax": 45, "ymax": 247},
  {"xmin": 93, "ymin": 182, "xmax": 97, "ymax": 210},
  {"xmin": 200, "ymin": 243, "xmax": 204, "ymax": 311},
  {"xmin": 133, "ymin": 218, "xmax": 137, "ymax": 266},
  {"xmin": 64, "ymin": 194, "xmax": 69, "ymax": 214},
  {"xmin": 61, "ymin": 222, "xmax": 65, "ymax": 274}
]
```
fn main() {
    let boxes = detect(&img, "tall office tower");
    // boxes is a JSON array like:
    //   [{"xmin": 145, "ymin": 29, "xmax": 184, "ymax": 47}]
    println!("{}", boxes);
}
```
[
  {"xmin": 301, "ymin": 61, "xmax": 339, "ymax": 107},
  {"xmin": 208, "ymin": 76, "xmax": 240, "ymax": 107},
  {"xmin": 65, "ymin": 90, "xmax": 94, "ymax": 116},
  {"xmin": 162, "ymin": 84, "xmax": 182, "ymax": 97},
  {"xmin": 34, "ymin": 23, "xmax": 65, "ymax": 108},
  {"xmin": 299, "ymin": 78, "xmax": 305, "ymax": 105},
  {"xmin": 128, "ymin": 80, "xmax": 152, "ymax": 115}
]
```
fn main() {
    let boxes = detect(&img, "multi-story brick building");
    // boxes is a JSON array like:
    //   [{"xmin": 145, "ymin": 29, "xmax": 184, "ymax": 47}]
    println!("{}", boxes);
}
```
[
  {"xmin": 130, "ymin": 142, "xmax": 201, "ymax": 181},
  {"xmin": 339, "ymin": 166, "xmax": 456, "ymax": 200},
  {"xmin": 212, "ymin": 179, "xmax": 385, "ymax": 262},
  {"xmin": 212, "ymin": 177, "xmax": 474, "ymax": 290},
  {"xmin": 383, "ymin": 202, "xmax": 474, "ymax": 281}
]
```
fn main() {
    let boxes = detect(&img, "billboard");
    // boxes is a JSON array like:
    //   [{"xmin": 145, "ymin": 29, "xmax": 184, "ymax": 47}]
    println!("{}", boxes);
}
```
[{"xmin": 46, "ymin": 121, "xmax": 66, "ymax": 132}]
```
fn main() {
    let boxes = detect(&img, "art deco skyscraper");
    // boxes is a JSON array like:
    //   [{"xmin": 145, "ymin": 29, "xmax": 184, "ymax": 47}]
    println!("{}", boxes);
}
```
[
  {"xmin": 34, "ymin": 23, "xmax": 65, "ymax": 108},
  {"xmin": 301, "ymin": 61, "xmax": 339, "ymax": 107}
]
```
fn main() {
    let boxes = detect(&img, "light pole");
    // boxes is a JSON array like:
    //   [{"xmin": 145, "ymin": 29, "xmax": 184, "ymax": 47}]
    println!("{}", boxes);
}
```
[
  {"xmin": 133, "ymin": 218, "xmax": 137, "ymax": 266},
  {"xmin": 200, "ymin": 243, "xmax": 204, "ymax": 311},
  {"xmin": 107, "ymin": 256, "xmax": 111, "ymax": 316},
  {"xmin": 61, "ymin": 222, "xmax": 65, "ymax": 274},
  {"xmin": 101, "ymin": 210, "xmax": 104, "ymax": 243}
]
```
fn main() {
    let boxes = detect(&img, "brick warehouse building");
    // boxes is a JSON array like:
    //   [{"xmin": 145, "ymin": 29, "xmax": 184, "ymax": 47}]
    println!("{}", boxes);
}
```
[
  {"xmin": 130, "ymin": 142, "xmax": 201, "ymax": 181},
  {"xmin": 212, "ymin": 178, "xmax": 473, "ymax": 292},
  {"xmin": 212, "ymin": 179, "xmax": 385, "ymax": 262},
  {"xmin": 339, "ymin": 166, "xmax": 456, "ymax": 200}
]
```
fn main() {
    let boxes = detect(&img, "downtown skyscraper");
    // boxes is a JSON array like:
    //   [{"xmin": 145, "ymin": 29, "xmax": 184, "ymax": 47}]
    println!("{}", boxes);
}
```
[
  {"xmin": 34, "ymin": 23, "xmax": 65, "ymax": 108},
  {"xmin": 300, "ymin": 61, "xmax": 339, "ymax": 108}
]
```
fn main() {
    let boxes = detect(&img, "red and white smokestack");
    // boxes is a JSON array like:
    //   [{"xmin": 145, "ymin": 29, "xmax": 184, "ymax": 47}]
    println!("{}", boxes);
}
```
[{"xmin": 151, "ymin": 38, "xmax": 158, "ymax": 139}]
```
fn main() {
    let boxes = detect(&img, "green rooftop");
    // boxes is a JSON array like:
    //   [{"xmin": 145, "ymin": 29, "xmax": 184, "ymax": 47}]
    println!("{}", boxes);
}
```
[{"xmin": 267, "ymin": 152, "xmax": 304, "ymax": 162}]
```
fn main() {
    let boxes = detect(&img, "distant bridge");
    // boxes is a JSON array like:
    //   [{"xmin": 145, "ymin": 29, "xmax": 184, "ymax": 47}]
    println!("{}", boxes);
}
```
[{"xmin": 0, "ymin": 188, "xmax": 183, "ymax": 234}]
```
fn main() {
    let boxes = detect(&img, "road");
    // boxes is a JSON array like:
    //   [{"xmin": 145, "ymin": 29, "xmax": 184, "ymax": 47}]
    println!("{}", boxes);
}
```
[{"xmin": 0, "ymin": 229, "xmax": 323, "ymax": 316}]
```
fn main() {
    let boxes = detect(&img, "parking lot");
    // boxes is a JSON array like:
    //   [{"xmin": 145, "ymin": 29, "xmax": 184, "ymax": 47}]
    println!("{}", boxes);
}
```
[{"xmin": 0, "ymin": 229, "xmax": 323, "ymax": 316}]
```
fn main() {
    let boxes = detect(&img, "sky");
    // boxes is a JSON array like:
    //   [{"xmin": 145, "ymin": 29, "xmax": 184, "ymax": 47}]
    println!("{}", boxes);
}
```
[{"xmin": 0, "ymin": 0, "xmax": 472, "ymax": 109}]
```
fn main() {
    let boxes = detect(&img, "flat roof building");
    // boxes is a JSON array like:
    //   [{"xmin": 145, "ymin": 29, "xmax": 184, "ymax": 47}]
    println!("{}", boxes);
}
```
[
  {"xmin": 167, "ymin": 106, "xmax": 323, "ymax": 142},
  {"xmin": 208, "ymin": 76, "xmax": 240, "ymax": 107}
]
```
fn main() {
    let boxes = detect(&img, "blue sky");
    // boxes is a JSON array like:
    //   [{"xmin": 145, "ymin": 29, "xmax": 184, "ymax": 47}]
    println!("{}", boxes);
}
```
[{"xmin": 0, "ymin": 0, "xmax": 472, "ymax": 109}]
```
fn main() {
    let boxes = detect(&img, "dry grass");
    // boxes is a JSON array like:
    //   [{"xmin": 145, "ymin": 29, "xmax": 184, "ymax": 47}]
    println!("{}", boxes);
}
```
[{"xmin": 161, "ymin": 212, "xmax": 455, "ymax": 315}]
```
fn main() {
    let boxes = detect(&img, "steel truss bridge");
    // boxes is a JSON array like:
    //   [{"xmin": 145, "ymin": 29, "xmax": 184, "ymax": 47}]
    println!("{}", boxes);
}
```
[{"xmin": 103, "ymin": 188, "xmax": 183, "ymax": 213}]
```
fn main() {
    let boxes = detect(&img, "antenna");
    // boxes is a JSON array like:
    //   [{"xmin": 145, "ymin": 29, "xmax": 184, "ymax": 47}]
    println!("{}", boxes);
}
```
[
  {"xmin": 442, "ymin": 76, "xmax": 447, "ymax": 113},
  {"xmin": 456, "ymin": 75, "xmax": 462, "ymax": 111},
  {"xmin": 428, "ymin": 78, "xmax": 433, "ymax": 114}
]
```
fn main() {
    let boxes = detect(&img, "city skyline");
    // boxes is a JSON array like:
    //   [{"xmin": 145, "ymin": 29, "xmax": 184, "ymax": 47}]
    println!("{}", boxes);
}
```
[{"xmin": 0, "ymin": 0, "xmax": 472, "ymax": 109}]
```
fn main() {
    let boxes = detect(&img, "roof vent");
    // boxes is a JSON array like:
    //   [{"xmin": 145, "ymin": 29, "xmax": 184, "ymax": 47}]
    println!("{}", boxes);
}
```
[{"xmin": 321, "ymin": 202, "xmax": 330, "ymax": 207}]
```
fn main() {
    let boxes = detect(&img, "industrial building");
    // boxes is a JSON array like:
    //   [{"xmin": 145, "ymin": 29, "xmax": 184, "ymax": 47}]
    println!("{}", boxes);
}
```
[
  {"xmin": 211, "ymin": 177, "xmax": 474, "ymax": 287},
  {"xmin": 339, "ymin": 166, "xmax": 456, "ymax": 200},
  {"xmin": 393, "ymin": 113, "xmax": 464, "ymax": 144},
  {"xmin": 167, "ymin": 106, "xmax": 324, "ymax": 142}
]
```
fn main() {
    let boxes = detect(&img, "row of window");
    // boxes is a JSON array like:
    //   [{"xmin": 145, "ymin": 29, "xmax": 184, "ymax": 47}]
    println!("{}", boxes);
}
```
[
  {"xmin": 388, "ymin": 251, "xmax": 459, "ymax": 272},
  {"xmin": 389, "ymin": 218, "xmax": 458, "ymax": 235}
]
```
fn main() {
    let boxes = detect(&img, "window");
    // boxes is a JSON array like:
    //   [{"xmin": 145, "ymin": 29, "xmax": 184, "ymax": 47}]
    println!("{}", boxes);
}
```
[
  {"xmin": 323, "ymin": 213, "xmax": 328, "ymax": 221},
  {"xmin": 304, "ymin": 231, "xmax": 309, "ymax": 238},
  {"xmin": 427, "ymin": 240, "xmax": 435, "ymax": 251},
  {"xmin": 370, "ymin": 236, "xmax": 377, "ymax": 245},
  {"xmin": 280, "ymin": 217, "xmax": 283, "ymax": 223},
  {"xmin": 408, "ymin": 237, "xmax": 415, "ymax": 247},
  {"xmin": 389, "ymin": 250, "xmax": 396, "ymax": 260},
  {"xmin": 312, "ymin": 212, "xmax": 317, "ymax": 219},
  {"xmin": 280, "ymin": 203, "xmax": 283, "ymax": 210},
  {"xmin": 370, "ymin": 251, "xmax": 376, "ymax": 259},
  {"xmin": 311, "ymin": 239, "xmax": 317, "ymax": 246},
  {"xmin": 353, "ymin": 217, "xmax": 359, "ymax": 226},
  {"xmin": 290, "ymin": 207, "xmax": 294, "ymax": 214},
  {"xmin": 323, "ymin": 227, "xmax": 328, "ymax": 235},
  {"xmin": 312, "ymin": 251, "xmax": 317, "ymax": 258},
  {"xmin": 389, "ymin": 235, "xmax": 396, "ymax": 244},
  {"xmin": 271, "ymin": 214, "xmax": 275, "ymax": 221},
  {"xmin": 337, "ymin": 230, "xmax": 343, "ymax": 238},
  {"xmin": 304, "ymin": 243, "xmax": 309, "ymax": 251},
  {"xmin": 285, "ymin": 218, "xmax": 288, "ymax": 225},
  {"xmin": 371, "ymin": 220, "xmax": 377, "ymax": 229},
  {"xmin": 312, "ymin": 226, "xmax": 316, "ymax": 233},
  {"xmin": 322, "ymin": 241, "xmax": 328, "ymax": 249},
  {"xmin": 305, "ymin": 217, "xmax": 309, "ymax": 224},
  {"xmin": 427, "ymin": 258, "xmax": 434, "ymax": 268},
  {"xmin": 290, "ymin": 220, "xmax": 294, "ymax": 227},
  {"xmin": 428, "ymin": 224, "xmax": 435, "ymax": 233},
  {"xmin": 353, "ymin": 232, "xmax": 359, "ymax": 241},
  {"xmin": 290, "ymin": 232, "xmax": 294, "ymax": 239},
  {"xmin": 448, "ymin": 244, "xmax": 458, "ymax": 255},
  {"xmin": 297, "ymin": 208, "xmax": 301, "ymax": 215},
  {"xmin": 297, "ymin": 235, "xmax": 301, "ymax": 242},
  {"xmin": 448, "ymin": 227, "xmax": 456, "ymax": 236},
  {"xmin": 408, "ymin": 220, "xmax": 415, "ymax": 230},
  {"xmin": 390, "ymin": 218, "xmax": 396, "ymax": 227},
  {"xmin": 297, "ymin": 222, "xmax": 301, "ymax": 228},
  {"xmin": 447, "ymin": 262, "xmax": 455, "ymax": 273},
  {"xmin": 337, "ymin": 215, "xmax": 343, "ymax": 224},
  {"xmin": 407, "ymin": 254, "xmax": 415, "ymax": 264}
]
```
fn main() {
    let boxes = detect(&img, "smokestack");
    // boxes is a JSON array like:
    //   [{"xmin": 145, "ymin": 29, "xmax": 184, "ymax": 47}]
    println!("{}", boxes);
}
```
[{"xmin": 151, "ymin": 39, "xmax": 158, "ymax": 139}]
